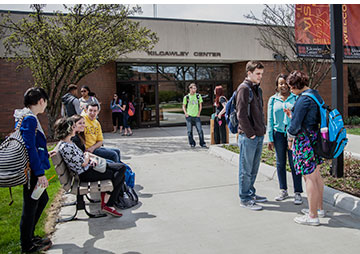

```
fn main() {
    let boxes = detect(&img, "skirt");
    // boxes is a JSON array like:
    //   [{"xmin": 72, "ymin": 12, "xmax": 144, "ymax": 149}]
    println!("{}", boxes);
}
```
[{"xmin": 292, "ymin": 130, "xmax": 323, "ymax": 175}]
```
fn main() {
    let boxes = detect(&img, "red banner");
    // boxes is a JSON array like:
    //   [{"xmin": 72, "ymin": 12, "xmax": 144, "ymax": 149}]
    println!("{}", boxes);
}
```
[{"xmin": 295, "ymin": 4, "xmax": 360, "ymax": 59}]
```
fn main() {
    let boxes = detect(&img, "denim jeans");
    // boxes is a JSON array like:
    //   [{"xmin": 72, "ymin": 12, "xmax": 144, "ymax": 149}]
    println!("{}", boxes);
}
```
[
  {"xmin": 238, "ymin": 134, "xmax": 264, "ymax": 202},
  {"xmin": 93, "ymin": 147, "xmax": 121, "ymax": 163},
  {"xmin": 186, "ymin": 116, "xmax": 205, "ymax": 146},
  {"xmin": 273, "ymin": 131, "xmax": 303, "ymax": 193}
]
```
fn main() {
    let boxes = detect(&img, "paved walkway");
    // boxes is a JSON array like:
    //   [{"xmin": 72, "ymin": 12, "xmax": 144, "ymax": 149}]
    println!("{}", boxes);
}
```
[{"xmin": 48, "ymin": 126, "xmax": 360, "ymax": 254}]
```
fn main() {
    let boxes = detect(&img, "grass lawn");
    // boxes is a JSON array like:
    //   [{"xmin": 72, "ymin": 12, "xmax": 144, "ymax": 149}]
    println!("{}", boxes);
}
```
[
  {"xmin": 0, "ymin": 156, "xmax": 60, "ymax": 254},
  {"xmin": 347, "ymin": 127, "xmax": 360, "ymax": 135}
]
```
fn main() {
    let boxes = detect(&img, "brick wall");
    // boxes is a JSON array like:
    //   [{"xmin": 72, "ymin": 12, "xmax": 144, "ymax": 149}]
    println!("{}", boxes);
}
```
[
  {"xmin": 0, "ymin": 59, "xmax": 116, "ymax": 137},
  {"xmin": 231, "ymin": 61, "xmax": 349, "ymax": 124}
]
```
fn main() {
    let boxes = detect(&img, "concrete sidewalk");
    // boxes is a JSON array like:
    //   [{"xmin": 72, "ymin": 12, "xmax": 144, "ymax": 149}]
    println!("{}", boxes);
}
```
[{"xmin": 48, "ymin": 126, "xmax": 360, "ymax": 254}]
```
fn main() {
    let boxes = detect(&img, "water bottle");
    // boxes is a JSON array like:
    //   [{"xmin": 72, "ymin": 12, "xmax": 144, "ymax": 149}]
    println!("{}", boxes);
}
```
[
  {"xmin": 31, "ymin": 180, "xmax": 46, "ymax": 200},
  {"xmin": 320, "ymin": 127, "xmax": 329, "ymax": 140},
  {"xmin": 320, "ymin": 127, "xmax": 329, "ymax": 153}
]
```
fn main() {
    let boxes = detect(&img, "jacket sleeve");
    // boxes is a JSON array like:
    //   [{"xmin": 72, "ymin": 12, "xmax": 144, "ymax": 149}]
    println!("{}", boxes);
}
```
[
  {"xmin": 236, "ymin": 86, "xmax": 255, "ymax": 138},
  {"xmin": 110, "ymin": 101, "xmax": 116, "ymax": 110},
  {"xmin": 287, "ymin": 96, "xmax": 311, "ymax": 138},
  {"xmin": 20, "ymin": 116, "xmax": 44, "ymax": 176},
  {"xmin": 73, "ymin": 99, "xmax": 82, "ymax": 115},
  {"xmin": 266, "ymin": 96, "xmax": 275, "ymax": 142}
]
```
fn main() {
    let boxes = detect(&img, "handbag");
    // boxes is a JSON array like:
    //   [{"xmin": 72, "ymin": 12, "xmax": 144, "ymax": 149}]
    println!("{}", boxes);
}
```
[
  {"xmin": 0, "ymin": 116, "xmax": 31, "ymax": 205},
  {"xmin": 91, "ymin": 155, "xmax": 107, "ymax": 173}
]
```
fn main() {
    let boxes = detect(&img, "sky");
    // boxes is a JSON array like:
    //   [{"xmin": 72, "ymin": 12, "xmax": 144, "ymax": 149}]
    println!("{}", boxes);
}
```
[
  {"xmin": 0, "ymin": 2, "xmax": 272, "ymax": 24},
  {"xmin": 0, "ymin": 1, "xmax": 352, "ymax": 24}
]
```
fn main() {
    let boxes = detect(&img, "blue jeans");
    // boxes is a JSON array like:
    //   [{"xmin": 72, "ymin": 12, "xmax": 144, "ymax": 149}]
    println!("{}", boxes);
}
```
[
  {"xmin": 93, "ymin": 147, "xmax": 121, "ymax": 163},
  {"xmin": 273, "ymin": 131, "xmax": 303, "ymax": 193},
  {"xmin": 186, "ymin": 116, "xmax": 205, "ymax": 146},
  {"xmin": 238, "ymin": 134, "xmax": 264, "ymax": 202}
]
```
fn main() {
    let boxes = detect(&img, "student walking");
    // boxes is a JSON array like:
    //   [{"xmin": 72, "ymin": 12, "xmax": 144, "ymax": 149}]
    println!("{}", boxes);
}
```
[
  {"xmin": 182, "ymin": 83, "xmax": 206, "ymax": 148},
  {"xmin": 236, "ymin": 61, "xmax": 267, "ymax": 210},
  {"xmin": 267, "ymin": 74, "xmax": 303, "ymax": 204},
  {"xmin": 286, "ymin": 70, "xmax": 325, "ymax": 226},
  {"xmin": 110, "ymin": 93, "xmax": 123, "ymax": 133}
]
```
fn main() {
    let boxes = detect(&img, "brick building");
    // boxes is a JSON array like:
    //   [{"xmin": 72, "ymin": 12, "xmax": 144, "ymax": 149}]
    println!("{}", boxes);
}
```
[{"xmin": 1, "ymin": 11, "xmax": 358, "ymax": 136}]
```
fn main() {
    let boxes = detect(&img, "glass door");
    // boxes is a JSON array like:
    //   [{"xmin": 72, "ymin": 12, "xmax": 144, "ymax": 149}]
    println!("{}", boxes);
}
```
[{"xmin": 139, "ymin": 82, "xmax": 157, "ymax": 127}]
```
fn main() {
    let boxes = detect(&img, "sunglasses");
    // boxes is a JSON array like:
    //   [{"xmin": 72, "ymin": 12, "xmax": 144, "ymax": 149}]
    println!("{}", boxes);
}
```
[{"xmin": 80, "ymin": 90, "xmax": 87, "ymax": 93}]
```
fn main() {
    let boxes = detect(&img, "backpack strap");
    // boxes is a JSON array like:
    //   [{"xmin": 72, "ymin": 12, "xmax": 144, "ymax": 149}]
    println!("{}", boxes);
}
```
[{"xmin": 302, "ymin": 91, "xmax": 328, "ymax": 128}]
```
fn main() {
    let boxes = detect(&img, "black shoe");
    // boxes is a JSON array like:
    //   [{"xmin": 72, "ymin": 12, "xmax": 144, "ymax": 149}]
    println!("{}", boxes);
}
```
[
  {"xmin": 22, "ymin": 241, "xmax": 52, "ymax": 253},
  {"xmin": 200, "ymin": 144, "xmax": 207, "ymax": 148},
  {"xmin": 190, "ymin": 144, "xmax": 195, "ymax": 148},
  {"xmin": 32, "ymin": 236, "xmax": 51, "ymax": 246}
]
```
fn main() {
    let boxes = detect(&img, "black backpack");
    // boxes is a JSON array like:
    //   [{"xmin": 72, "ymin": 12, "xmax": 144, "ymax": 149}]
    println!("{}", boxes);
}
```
[{"xmin": 115, "ymin": 183, "xmax": 138, "ymax": 209}]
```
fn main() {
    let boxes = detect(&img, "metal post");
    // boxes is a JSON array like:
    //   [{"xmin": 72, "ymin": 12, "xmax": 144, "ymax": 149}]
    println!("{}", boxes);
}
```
[{"xmin": 330, "ymin": 4, "xmax": 344, "ymax": 177}]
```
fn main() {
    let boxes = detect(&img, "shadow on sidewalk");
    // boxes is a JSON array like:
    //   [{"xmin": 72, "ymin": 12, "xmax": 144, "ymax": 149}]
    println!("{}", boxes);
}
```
[
  {"xmin": 52, "ymin": 185, "xmax": 155, "ymax": 253},
  {"xmin": 262, "ymin": 200, "xmax": 360, "ymax": 230}
]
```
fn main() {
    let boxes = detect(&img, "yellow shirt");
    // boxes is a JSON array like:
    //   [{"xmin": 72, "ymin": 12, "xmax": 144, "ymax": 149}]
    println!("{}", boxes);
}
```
[{"xmin": 83, "ymin": 114, "xmax": 103, "ymax": 149}]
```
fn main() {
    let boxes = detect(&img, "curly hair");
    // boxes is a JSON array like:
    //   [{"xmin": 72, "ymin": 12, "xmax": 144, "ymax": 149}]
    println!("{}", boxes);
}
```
[
  {"xmin": 286, "ymin": 70, "xmax": 309, "ymax": 90},
  {"xmin": 54, "ymin": 118, "xmax": 74, "ymax": 140}
]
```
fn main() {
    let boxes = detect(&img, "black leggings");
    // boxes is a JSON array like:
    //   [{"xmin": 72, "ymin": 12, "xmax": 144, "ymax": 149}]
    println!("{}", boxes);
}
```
[
  {"xmin": 112, "ymin": 112, "xmax": 123, "ymax": 127},
  {"xmin": 214, "ymin": 116, "xmax": 227, "ymax": 144},
  {"xmin": 21, "ymin": 175, "xmax": 49, "ymax": 250},
  {"xmin": 79, "ymin": 163, "xmax": 126, "ymax": 206}
]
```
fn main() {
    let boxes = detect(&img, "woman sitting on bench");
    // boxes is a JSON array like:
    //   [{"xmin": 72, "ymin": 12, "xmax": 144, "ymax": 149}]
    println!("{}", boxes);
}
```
[{"xmin": 54, "ymin": 118, "xmax": 125, "ymax": 217}]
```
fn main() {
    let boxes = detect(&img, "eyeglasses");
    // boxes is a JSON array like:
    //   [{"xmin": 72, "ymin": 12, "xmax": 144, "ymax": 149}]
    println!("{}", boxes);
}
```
[{"xmin": 80, "ymin": 90, "xmax": 87, "ymax": 93}]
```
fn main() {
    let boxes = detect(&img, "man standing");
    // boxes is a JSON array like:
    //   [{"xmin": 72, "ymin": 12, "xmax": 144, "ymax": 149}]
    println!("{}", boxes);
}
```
[
  {"xmin": 61, "ymin": 84, "xmax": 81, "ymax": 117},
  {"xmin": 84, "ymin": 102, "xmax": 121, "ymax": 163},
  {"xmin": 182, "ymin": 83, "xmax": 206, "ymax": 148},
  {"xmin": 236, "ymin": 61, "xmax": 267, "ymax": 210}
]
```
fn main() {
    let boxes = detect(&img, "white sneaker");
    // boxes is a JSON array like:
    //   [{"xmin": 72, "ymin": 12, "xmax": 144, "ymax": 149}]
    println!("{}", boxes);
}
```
[
  {"xmin": 275, "ymin": 189, "xmax": 288, "ymax": 201},
  {"xmin": 301, "ymin": 208, "xmax": 326, "ymax": 218},
  {"xmin": 294, "ymin": 193, "xmax": 303, "ymax": 205},
  {"xmin": 294, "ymin": 214, "xmax": 320, "ymax": 226},
  {"xmin": 240, "ymin": 200, "xmax": 263, "ymax": 211}
]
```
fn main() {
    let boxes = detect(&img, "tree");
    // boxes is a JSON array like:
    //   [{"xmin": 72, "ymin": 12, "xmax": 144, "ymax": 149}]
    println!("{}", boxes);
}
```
[
  {"xmin": 0, "ymin": 4, "xmax": 158, "ymax": 137},
  {"xmin": 245, "ymin": 4, "xmax": 331, "ymax": 89}
]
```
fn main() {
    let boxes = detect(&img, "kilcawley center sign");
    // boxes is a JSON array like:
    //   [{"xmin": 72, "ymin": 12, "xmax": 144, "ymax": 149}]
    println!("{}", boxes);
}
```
[{"xmin": 146, "ymin": 51, "xmax": 221, "ymax": 57}]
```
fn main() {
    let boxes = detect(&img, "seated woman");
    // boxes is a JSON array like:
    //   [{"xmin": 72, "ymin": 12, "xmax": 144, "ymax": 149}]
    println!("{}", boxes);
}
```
[{"xmin": 54, "ymin": 117, "xmax": 125, "ymax": 217}]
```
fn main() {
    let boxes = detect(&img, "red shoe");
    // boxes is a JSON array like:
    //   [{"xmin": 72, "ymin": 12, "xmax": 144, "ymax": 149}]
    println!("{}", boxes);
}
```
[
  {"xmin": 102, "ymin": 206, "xmax": 122, "ymax": 217},
  {"xmin": 100, "ymin": 192, "xmax": 106, "ymax": 209}
]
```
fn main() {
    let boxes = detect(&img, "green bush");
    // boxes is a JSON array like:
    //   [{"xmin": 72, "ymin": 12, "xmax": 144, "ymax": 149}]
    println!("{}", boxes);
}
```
[{"xmin": 344, "ymin": 116, "xmax": 360, "ymax": 125}]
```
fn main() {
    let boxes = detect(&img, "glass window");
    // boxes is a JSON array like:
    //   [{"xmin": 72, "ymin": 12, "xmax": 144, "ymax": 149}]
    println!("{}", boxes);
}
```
[
  {"xmin": 117, "ymin": 64, "xmax": 157, "ymax": 81},
  {"xmin": 158, "ymin": 65, "xmax": 184, "ymax": 81},
  {"xmin": 196, "ymin": 64, "xmax": 230, "ymax": 81}
]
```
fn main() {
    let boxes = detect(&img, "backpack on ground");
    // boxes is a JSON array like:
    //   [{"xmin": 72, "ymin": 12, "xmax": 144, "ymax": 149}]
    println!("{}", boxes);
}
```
[
  {"xmin": 0, "ymin": 116, "xmax": 31, "ymax": 205},
  {"xmin": 225, "ymin": 83, "xmax": 254, "ymax": 134},
  {"xmin": 128, "ymin": 102, "xmax": 135, "ymax": 116},
  {"xmin": 302, "ymin": 92, "xmax": 348, "ymax": 159},
  {"xmin": 115, "ymin": 183, "xmax": 139, "ymax": 209},
  {"xmin": 123, "ymin": 162, "xmax": 135, "ymax": 188}
]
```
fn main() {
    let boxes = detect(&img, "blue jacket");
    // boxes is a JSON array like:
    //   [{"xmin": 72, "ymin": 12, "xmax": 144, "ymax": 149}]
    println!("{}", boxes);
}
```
[
  {"xmin": 267, "ymin": 93, "xmax": 296, "ymax": 142},
  {"xmin": 287, "ymin": 89, "xmax": 322, "ymax": 138},
  {"xmin": 16, "ymin": 116, "xmax": 50, "ymax": 176}
]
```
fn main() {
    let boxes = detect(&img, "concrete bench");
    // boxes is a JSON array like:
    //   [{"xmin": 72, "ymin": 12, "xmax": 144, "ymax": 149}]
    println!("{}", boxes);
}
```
[{"xmin": 51, "ymin": 143, "xmax": 113, "ymax": 222}]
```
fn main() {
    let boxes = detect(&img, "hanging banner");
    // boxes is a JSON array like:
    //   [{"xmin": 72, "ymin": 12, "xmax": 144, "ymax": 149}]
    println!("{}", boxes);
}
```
[
  {"xmin": 343, "ymin": 4, "xmax": 360, "ymax": 59},
  {"xmin": 295, "ymin": 4, "xmax": 360, "ymax": 59}
]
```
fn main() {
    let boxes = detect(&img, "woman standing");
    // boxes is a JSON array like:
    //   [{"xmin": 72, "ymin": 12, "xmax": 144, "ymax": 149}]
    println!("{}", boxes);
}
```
[
  {"xmin": 213, "ymin": 85, "xmax": 227, "ymax": 144},
  {"xmin": 54, "ymin": 118, "xmax": 125, "ymax": 217},
  {"xmin": 267, "ymin": 74, "xmax": 303, "ymax": 205},
  {"xmin": 110, "ymin": 93, "xmax": 123, "ymax": 133},
  {"xmin": 286, "ymin": 70, "xmax": 325, "ymax": 226},
  {"xmin": 79, "ymin": 85, "xmax": 101, "ymax": 113},
  {"xmin": 14, "ymin": 87, "xmax": 52, "ymax": 253},
  {"xmin": 120, "ymin": 93, "xmax": 133, "ymax": 136}
]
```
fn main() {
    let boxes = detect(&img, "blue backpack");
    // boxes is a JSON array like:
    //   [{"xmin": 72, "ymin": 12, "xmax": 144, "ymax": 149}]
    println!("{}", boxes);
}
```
[
  {"xmin": 225, "ymin": 83, "xmax": 255, "ymax": 134},
  {"xmin": 302, "ymin": 92, "xmax": 348, "ymax": 159}
]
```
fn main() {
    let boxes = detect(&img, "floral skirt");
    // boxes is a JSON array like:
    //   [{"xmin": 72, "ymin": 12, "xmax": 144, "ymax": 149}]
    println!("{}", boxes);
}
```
[{"xmin": 292, "ymin": 130, "xmax": 323, "ymax": 175}]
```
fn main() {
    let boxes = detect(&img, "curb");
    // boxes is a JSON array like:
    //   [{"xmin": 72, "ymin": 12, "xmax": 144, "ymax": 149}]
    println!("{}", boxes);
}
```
[{"xmin": 209, "ymin": 144, "xmax": 360, "ymax": 217}]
